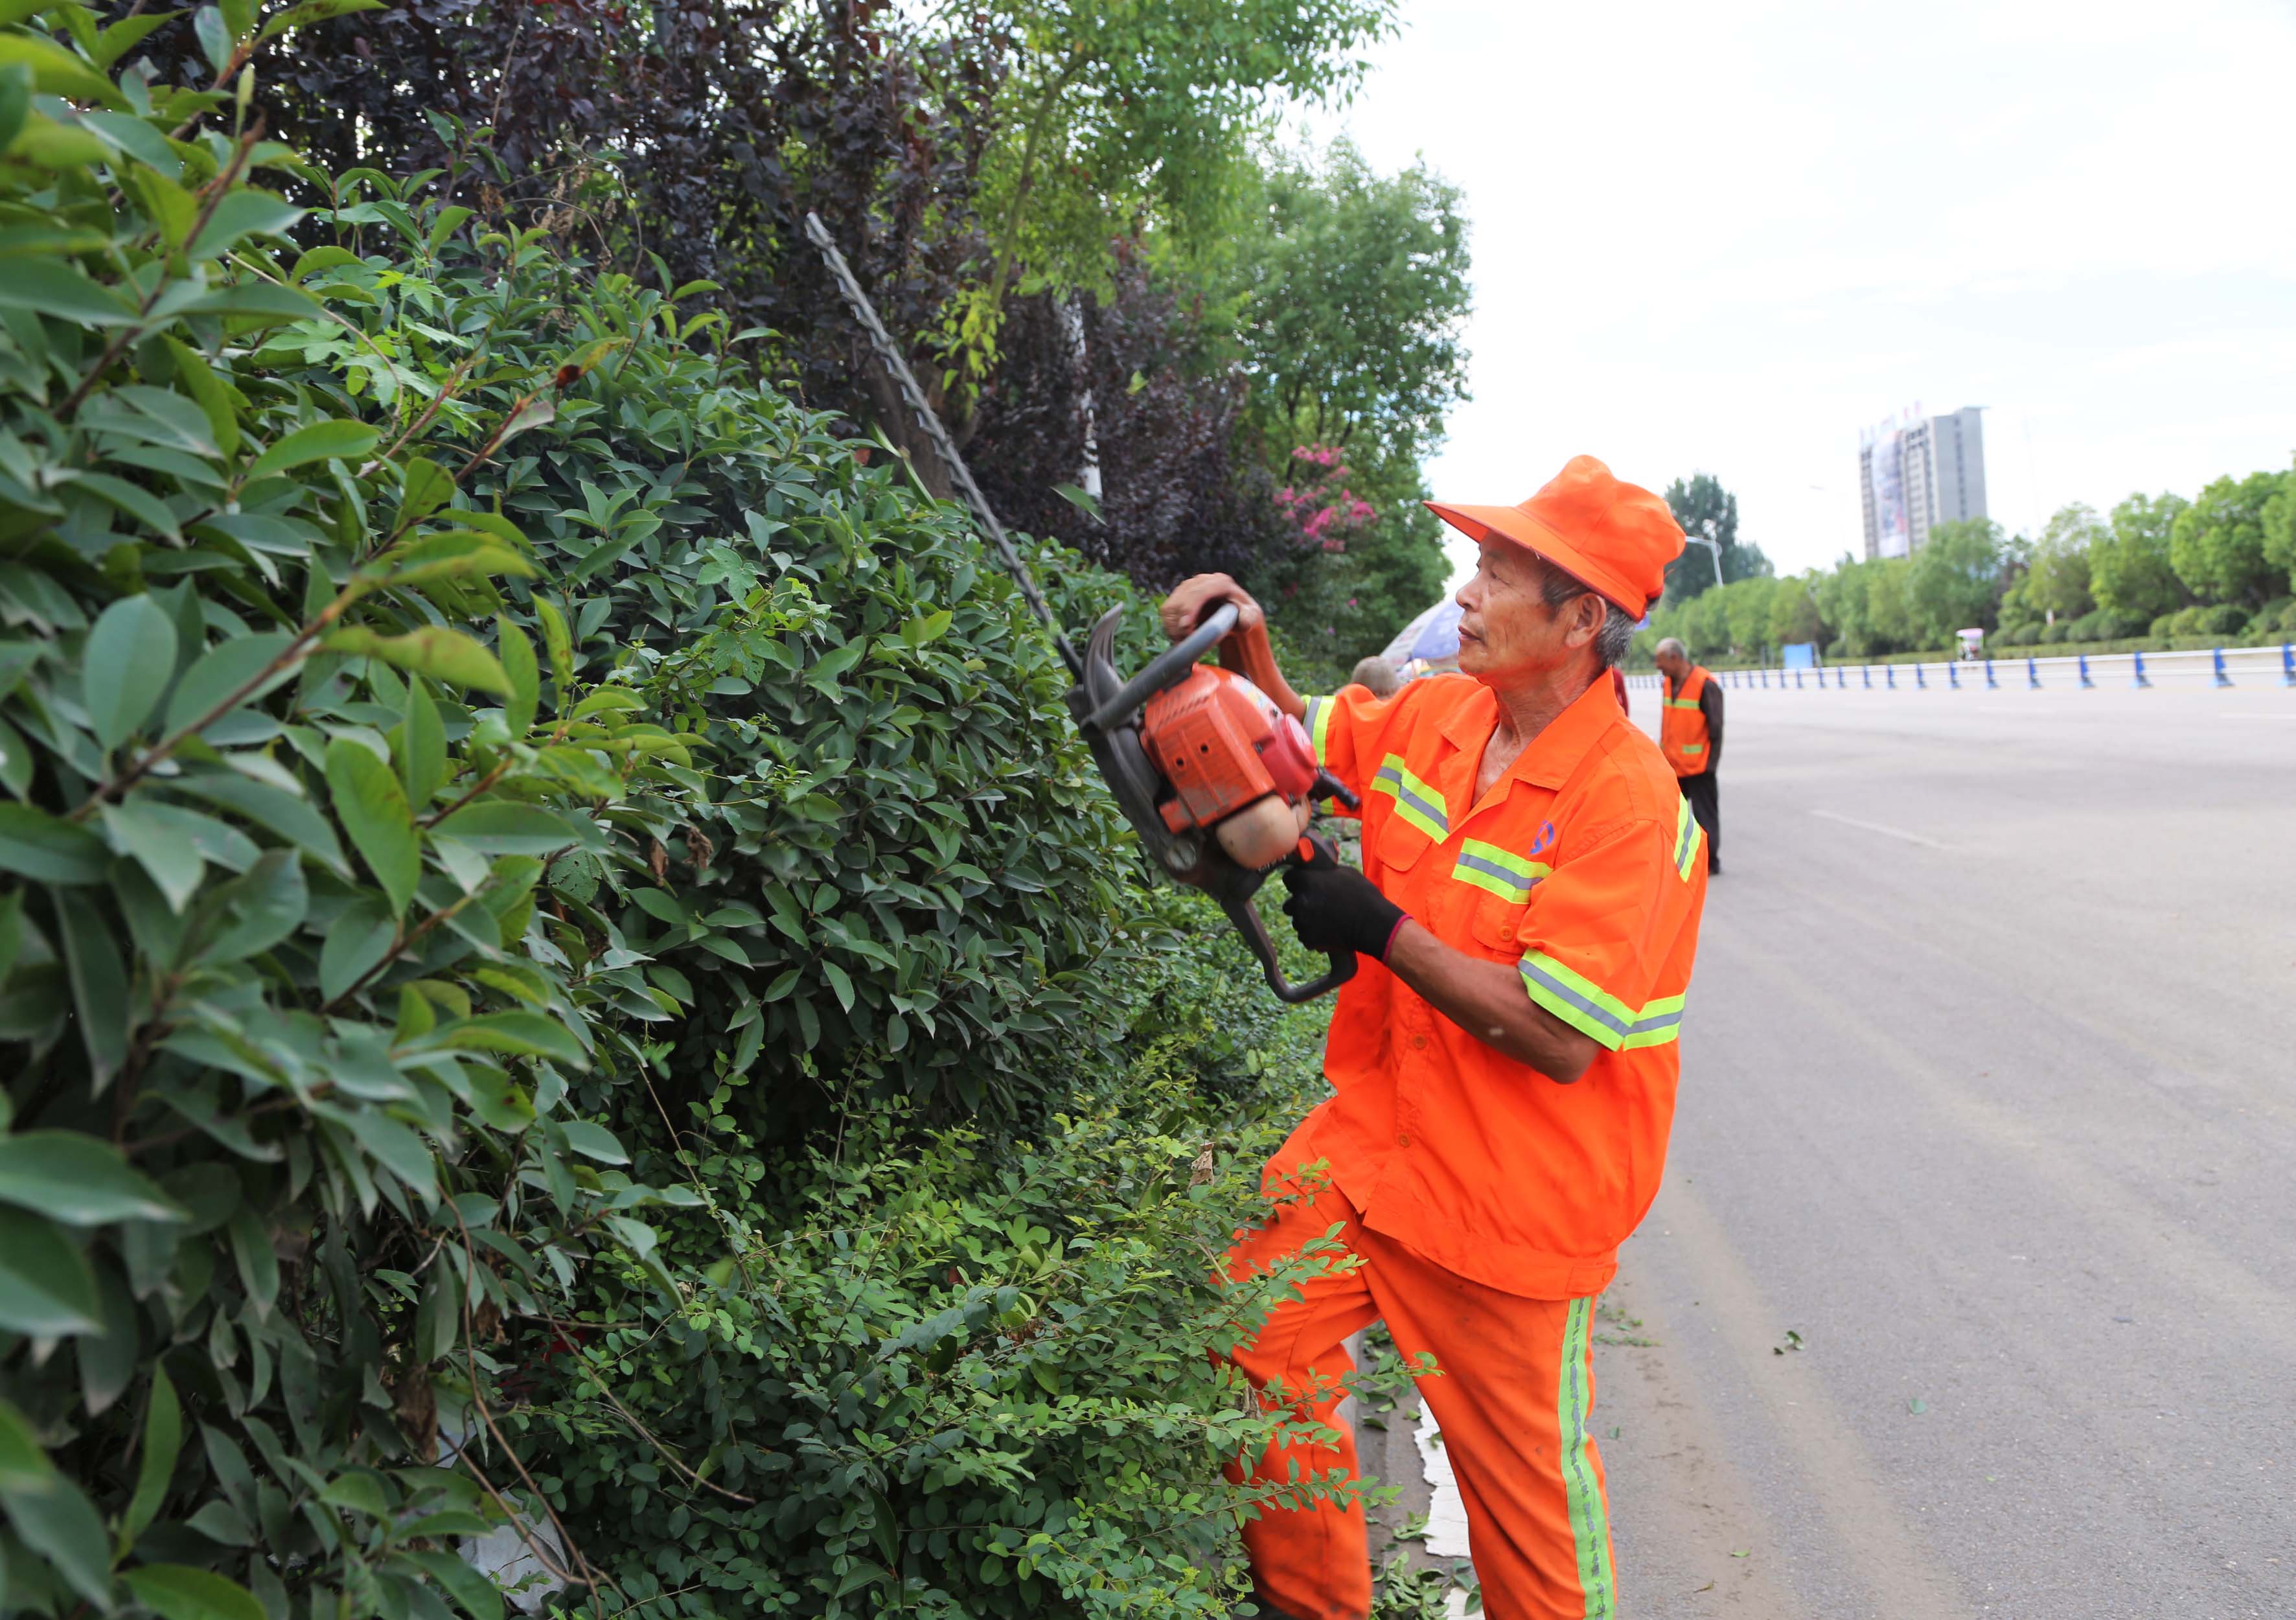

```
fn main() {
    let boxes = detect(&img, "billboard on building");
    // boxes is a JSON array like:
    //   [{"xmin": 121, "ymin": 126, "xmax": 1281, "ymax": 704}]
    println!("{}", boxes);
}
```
[{"xmin": 1866, "ymin": 428, "xmax": 1909, "ymax": 558}]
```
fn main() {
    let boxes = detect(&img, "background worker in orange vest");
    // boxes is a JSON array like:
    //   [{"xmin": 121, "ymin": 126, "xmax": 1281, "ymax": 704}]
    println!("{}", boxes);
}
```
[
  {"xmin": 1652, "ymin": 636, "xmax": 1723, "ymax": 876},
  {"xmin": 1161, "ymin": 456, "xmax": 1708, "ymax": 1620}
]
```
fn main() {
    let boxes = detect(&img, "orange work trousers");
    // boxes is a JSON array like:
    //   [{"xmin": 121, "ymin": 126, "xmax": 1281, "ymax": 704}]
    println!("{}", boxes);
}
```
[{"xmin": 1221, "ymin": 1179, "xmax": 1615, "ymax": 1620}]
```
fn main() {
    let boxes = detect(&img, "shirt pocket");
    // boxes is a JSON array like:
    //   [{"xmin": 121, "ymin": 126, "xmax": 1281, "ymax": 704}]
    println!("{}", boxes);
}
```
[
  {"xmin": 1451, "ymin": 837, "xmax": 1550, "ymax": 956},
  {"xmin": 1373, "ymin": 808, "xmax": 1435, "ymax": 881}
]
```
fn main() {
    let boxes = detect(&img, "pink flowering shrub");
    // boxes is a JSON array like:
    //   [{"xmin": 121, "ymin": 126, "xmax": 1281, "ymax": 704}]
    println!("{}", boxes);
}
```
[{"xmin": 1274, "ymin": 443, "xmax": 1379, "ymax": 551}]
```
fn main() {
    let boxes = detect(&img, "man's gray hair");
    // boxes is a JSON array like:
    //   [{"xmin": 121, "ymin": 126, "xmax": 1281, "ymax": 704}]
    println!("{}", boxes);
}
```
[
  {"xmin": 1537, "ymin": 566, "xmax": 1638, "ymax": 671},
  {"xmin": 1349, "ymin": 655, "xmax": 1402, "ymax": 698},
  {"xmin": 1654, "ymin": 636, "xmax": 1688, "ymax": 659}
]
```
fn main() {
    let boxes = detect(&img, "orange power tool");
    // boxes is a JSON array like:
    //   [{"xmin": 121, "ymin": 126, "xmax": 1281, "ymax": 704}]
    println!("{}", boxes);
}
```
[{"xmin": 1067, "ymin": 603, "xmax": 1360, "ymax": 1003}]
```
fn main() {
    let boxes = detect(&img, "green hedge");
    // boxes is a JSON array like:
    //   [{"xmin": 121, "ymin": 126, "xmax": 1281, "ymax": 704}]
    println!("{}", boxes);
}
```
[{"xmin": 0, "ymin": 17, "xmax": 1388, "ymax": 1620}]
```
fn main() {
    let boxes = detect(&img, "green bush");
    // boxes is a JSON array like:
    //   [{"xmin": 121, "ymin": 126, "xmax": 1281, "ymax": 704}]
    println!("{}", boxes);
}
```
[{"xmin": 0, "ymin": 19, "xmax": 1384, "ymax": 1620}]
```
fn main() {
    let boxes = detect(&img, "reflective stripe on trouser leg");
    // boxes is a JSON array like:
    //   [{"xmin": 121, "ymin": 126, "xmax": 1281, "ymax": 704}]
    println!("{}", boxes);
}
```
[
  {"xmin": 1349, "ymin": 1223, "xmax": 1619, "ymax": 1620},
  {"xmin": 1559, "ymin": 1297, "xmax": 1616, "ymax": 1615}
]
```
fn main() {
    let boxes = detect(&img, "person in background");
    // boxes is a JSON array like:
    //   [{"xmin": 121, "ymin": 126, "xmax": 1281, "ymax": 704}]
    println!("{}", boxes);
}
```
[
  {"xmin": 1652, "ymin": 636, "xmax": 1722, "ymax": 876},
  {"xmin": 1349, "ymin": 654, "xmax": 1403, "ymax": 699}
]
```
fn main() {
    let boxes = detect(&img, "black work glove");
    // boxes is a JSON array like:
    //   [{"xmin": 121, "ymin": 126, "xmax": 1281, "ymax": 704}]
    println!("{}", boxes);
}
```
[{"xmin": 1281, "ymin": 838, "xmax": 1407, "ymax": 963}]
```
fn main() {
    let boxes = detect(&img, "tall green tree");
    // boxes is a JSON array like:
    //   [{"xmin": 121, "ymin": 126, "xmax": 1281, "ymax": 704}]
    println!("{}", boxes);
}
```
[
  {"xmin": 970, "ymin": 0, "xmax": 1399, "ymax": 333},
  {"xmin": 2001, "ymin": 503, "xmax": 2101, "ymax": 634},
  {"xmin": 2169, "ymin": 470, "xmax": 2286, "ymax": 608},
  {"xmin": 2258, "ymin": 459, "xmax": 2296, "ymax": 596},
  {"xmin": 1661, "ymin": 473, "xmax": 1772, "ymax": 602},
  {"xmin": 1230, "ymin": 141, "xmax": 1472, "ymax": 469},
  {"xmin": 1907, "ymin": 518, "xmax": 2009, "ymax": 645},
  {"xmin": 1769, "ymin": 572, "xmax": 1830, "ymax": 649},
  {"xmin": 1222, "ymin": 139, "xmax": 1473, "ymax": 656},
  {"xmin": 2091, "ymin": 492, "xmax": 2191, "ymax": 622}
]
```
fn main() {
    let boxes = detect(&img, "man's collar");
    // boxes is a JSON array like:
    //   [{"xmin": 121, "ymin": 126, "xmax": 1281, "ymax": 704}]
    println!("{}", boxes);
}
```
[{"xmin": 1442, "ymin": 671, "xmax": 1622, "ymax": 789}]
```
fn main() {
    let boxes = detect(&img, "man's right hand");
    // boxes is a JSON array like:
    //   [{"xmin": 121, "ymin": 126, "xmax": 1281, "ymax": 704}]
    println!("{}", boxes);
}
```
[{"xmin": 1160, "ymin": 574, "xmax": 1265, "ymax": 643}]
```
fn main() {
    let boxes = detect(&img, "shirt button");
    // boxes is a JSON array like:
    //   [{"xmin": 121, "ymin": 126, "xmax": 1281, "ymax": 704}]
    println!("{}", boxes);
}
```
[
  {"xmin": 1500, "ymin": 923, "xmax": 1515, "ymax": 941},
  {"xmin": 1397, "ymin": 1133, "xmax": 1410, "ymax": 1148},
  {"xmin": 1410, "ymin": 1034, "xmax": 1429, "ymax": 1050}
]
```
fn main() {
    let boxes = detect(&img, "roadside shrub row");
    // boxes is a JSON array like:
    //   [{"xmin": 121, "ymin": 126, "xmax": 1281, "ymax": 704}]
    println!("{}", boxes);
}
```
[{"xmin": 0, "ymin": 21, "xmax": 1379, "ymax": 1620}]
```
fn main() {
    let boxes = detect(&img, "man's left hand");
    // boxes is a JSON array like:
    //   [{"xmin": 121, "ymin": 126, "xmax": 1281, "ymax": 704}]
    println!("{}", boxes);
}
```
[{"xmin": 1281, "ymin": 844, "xmax": 1406, "ymax": 962}]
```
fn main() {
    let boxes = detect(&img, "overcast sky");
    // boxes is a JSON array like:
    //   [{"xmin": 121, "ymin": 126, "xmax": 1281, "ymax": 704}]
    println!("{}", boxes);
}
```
[{"xmin": 1287, "ymin": 0, "xmax": 2296, "ymax": 583}]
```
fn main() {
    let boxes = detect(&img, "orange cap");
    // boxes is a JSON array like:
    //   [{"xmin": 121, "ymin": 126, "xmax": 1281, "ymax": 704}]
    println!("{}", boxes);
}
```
[{"xmin": 1427, "ymin": 455, "xmax": 1685, "ymax": 616}]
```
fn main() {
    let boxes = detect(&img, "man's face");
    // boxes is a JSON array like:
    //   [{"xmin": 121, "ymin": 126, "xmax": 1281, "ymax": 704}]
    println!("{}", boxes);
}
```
[
  {"xmin": 1454, "ymin": 539, "xmax": 1597, "ymax": 682},
  {"xmin": 1655, "ymin": 649, "xmax": 1688, "ymax": 681}
]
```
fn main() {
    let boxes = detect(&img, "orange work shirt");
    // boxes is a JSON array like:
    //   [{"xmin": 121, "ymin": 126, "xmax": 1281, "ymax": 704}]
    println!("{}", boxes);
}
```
[{"xmin": 1290, "ymin": 672, "xmax": 1708, "ymax": 1299}]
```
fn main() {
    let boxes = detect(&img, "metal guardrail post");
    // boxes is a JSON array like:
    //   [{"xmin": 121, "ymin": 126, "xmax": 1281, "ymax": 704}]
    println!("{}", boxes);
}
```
[
  {"xmin": 2283, "ymin": 643, "xmax": 2295, "ymax": 688},
  {"xmin": 1984, "ymin": 658, "xmax": 1998, "ymax": 689},
  {"xmin": 1862, "ymin": 664, "xmax": 1872, "ymax": 688},
  {"xmin": 2213, "ymin": 647, "xmax": 2233, "ymax": 688},
  {"xmin": 1793, "ymin": 669, "xmax": 1804, "ymax": 689},
  {"xmin": 1914, "ymin": 664, "xmax": 1925, "ymax": 688},
  {"xmin": 1886, "ymin": 664, "xmax": 1896, "ymax": 688},
  {"xmin": 2026, "ymin": 656, "xmax": 2041, "ymax": 689},
  {"xmin": 2078, "ymin": 653, "xmax": 2095, "ymax": 689},
  {"xmin": 1948, "ymin": 662, "xmax": 1960, "ymax": 689},
  {"xmin": 2131, "ymin": 649, "xmax": 2151, "ymax": 688}
]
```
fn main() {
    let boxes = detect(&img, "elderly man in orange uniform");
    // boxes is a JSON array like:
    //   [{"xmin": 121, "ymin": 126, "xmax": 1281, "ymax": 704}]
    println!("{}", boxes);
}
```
[{"xmin": 1161, "ymin": 456, "xmax": 1708, "ymax": 1620}]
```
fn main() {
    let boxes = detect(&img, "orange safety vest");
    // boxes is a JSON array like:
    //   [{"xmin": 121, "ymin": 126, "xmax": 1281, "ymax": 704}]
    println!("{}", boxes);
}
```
[{"xmin": 1659, "ymin": 665, "xmax": 1711, "ymax": 777}]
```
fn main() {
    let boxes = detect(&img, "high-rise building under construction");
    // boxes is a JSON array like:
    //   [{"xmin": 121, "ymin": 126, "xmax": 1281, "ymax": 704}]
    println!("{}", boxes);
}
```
[{"xmin": 1861, "ymin": 406, "xmax": 1987, "ymax": 559}]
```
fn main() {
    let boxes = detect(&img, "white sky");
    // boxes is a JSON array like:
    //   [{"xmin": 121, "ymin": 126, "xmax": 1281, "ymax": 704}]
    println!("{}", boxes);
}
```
[{"xmin": 1286, "ymin": 0, "xmax": 2296, "ymax": 583}]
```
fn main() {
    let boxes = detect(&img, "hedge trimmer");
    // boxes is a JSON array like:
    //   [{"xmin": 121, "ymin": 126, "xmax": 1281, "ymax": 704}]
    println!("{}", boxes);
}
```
[{"xmin": 804, "ymin": 214, "xmax": 1358, "ymax": 1002}]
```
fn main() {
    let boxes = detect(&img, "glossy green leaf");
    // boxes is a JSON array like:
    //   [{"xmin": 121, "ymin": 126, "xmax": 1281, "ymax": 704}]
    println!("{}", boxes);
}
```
[
  {"xmin": 53, "ymin": 890, "xmax": 128, "ymax": 1087},
  {"xmin": 324, "ymin": 626, "xmax": 511, "ymax": 695},
  {"xmin": 196, "ymin": 847, "xmax": 307, "ymax": 964},
  {"xmin": 189, "ymin": 190, "xmax": 304, "ymax": 261},
  {"xmin": 427, "ymin": 800, "xmax": 577, "ymax": 855},
  {"xmin": 83, "ymin": 595, "xmax": 178, "ymax": 752},
  {"xmin": 0, "ymin": 804, "xmax": 109, "ymax": 884},
  {"xmin": 122, "ymin": 1564, "xmax": 266, "ymax": 1620},
  {"xmin": 0, "ymin": 256, "xmax": 137, "ymax": 324},
  {"xmin": 0, "ymin": 1207, "xmax": 101, "ymax": 1335},
  {"xmin": 117, "ymin": 1367, "xmax": 182, "ymax": 1556},
  {"xmin": 400, "ymin": 677, "xmax": 445, "ymax": 811},
  {"xmin": 412, "ymin": 1011, "xmax": 586, "ymax": 1068},
  {"xmin": 244, "ymin": 419, "xmax": 379, "ymax": 482},
  {"xmin": 0, "ymin": 1454, "xmax": 113, "ymax": 1611},
  {"xmin": 534, "ymin": 596, "xmax": 573, "ymax": 694},
  {"xmin": 496, "ymin": 616, "xmax": 538, "ymax": 734},
  {"xmin": 557, "ymin": 1119, "xmax": 627, "ymax": 1164},
  {"xmin": 162, "ymin": 632, "xmax": 298, "ymax": 738},
  {"xmin": 102, "ymin": 798, "xmax": 208, "ymax": 913},
  {"xmin": 324, "ymin": 737, "xmax": 419, "ymax": 917},
  {"xmin": 0, "ymin": 1133, "xmax": 187, "ymax": 1225}
]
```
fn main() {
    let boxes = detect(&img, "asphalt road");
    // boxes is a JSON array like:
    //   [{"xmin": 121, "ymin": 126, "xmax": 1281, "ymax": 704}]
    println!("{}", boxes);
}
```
[{"xmin": 1587, "ymin": 677, "xmax": 2296, "ymax": 1619}]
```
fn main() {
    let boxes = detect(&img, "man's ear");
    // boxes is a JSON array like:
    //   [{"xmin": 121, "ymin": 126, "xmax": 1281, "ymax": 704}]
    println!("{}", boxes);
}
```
[{"xmin": 1567, "ymin": 592, "xmax": 1605, "ymax": 649}]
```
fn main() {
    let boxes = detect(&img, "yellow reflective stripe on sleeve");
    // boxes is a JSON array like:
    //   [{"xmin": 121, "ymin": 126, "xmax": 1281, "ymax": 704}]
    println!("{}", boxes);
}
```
[
  {"xmin": 1452, "ymin": 839, "xmax": 1550, "ymax": 903},
  {"xmin": 1559, "ymin": 1297, "xmax": 1616, "ymax": 1615},
  {"xmin": 1622, "ymin": 993, "xmax": 1685, "ymax": 1049},
  {"xmin": 1371, "ymin": 754, "xmax": 1449, "ymax": 841},
  {"xmin": 1520, "ymin": 953, "xmax": 1686, "ymax": 1053},
  {"xmin": 1672, "ymin": 798, "xmax": 1702, "ymax": 881},
  {"xmin": 1519, "ymin": 951, "xmax": 1636, "ymax": 1050},
  {"xmin": 1305, "ymin": 695, "xmax": 1335, "ymax": 761}
]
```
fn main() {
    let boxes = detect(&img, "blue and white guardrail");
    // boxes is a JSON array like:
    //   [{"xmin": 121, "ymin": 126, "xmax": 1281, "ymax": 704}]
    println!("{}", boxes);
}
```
[{"xmin": 1626, "ymin": 643, "xmax": 2296, "ymax": 692}]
